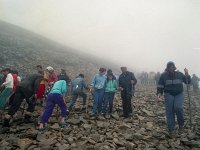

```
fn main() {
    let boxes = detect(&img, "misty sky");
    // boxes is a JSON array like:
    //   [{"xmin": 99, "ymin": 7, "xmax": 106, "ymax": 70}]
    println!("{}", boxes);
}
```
[{"xmin": 0, "ymin": 0, "xmax": 200, "ymax": 74}]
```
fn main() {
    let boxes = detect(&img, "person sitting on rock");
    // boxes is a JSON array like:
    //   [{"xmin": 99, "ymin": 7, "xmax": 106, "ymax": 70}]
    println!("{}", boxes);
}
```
[
  {"xmin": 103, "ymin": 73, "xmax": 118, "ymax": 115},
  {"xmin": 3, "ymin": 73, "xmax": 44, "ymax": 127},
  {"xmin": 38, "ymin": 77, "xmax": 69, "ymax": 131},
  {"xmin": 68, "ymin": 74, "xmax": 88, "ymax": 112},
  {"xmin": 0, "ymin": 68, "xmax": 14, "ymax": 110}
]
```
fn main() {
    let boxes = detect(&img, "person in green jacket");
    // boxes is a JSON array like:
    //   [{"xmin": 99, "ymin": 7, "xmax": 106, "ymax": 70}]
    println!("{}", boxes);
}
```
[{"xmin": 103, "ymin": 73, "xmax": 118, "ymax": 114}]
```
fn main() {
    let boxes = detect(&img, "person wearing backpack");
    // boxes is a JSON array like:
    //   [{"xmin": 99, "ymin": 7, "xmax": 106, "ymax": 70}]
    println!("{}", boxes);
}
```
[
  {"xmin": 3, "ymin": 74, "xmax": 44, "ymax": 127},
  {"xmin": 68, "ymin": 74, "xmax": 88, "ymax": 112}
]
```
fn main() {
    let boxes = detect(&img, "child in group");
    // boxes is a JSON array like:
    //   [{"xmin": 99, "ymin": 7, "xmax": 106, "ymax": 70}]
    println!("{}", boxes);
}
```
[{"xmin": 103, "ymin": 73, "xmax": 118, "ymax": 115}]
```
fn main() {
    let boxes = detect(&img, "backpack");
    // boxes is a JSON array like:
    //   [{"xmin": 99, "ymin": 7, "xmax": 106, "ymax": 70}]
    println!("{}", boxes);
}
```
[{"xmin": 72, "ymin": 78, "xmax": 83, "ymax": 93}]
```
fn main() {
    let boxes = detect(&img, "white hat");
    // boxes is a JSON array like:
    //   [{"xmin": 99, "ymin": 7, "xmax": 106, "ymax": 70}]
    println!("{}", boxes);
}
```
[{"xmin": 46, "ymin": 66, "xmax": 54, "ymax": 71}]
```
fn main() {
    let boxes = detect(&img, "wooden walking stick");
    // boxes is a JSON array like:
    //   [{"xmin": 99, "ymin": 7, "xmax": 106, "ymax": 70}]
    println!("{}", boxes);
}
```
[{"xmin": 185, "ymin": 69, "xmax": 192, "ymax": 129}]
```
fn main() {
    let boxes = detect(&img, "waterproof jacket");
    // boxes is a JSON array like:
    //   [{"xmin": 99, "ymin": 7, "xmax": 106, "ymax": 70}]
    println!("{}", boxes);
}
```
[
  {"xmin": 157, "ymin": 71, "xmax": 191, "ymax": 96},
  {"xmin": 50, "ymin": 80, "xmax": 67, "ymax": 96},
  {"xmin": 18, "ymin": 74, "xmax": 43, "ymax": 97},
  {"xmin": 119, "ymin": 71, "xmax": 137, "ymax": 93},
  {"xmin": 71, "ymin": 77, "xmax": 87, "ymax": 93},
  {"xmin": 105, "ymin": 79, "xmax": 118, "ymax": 92}
]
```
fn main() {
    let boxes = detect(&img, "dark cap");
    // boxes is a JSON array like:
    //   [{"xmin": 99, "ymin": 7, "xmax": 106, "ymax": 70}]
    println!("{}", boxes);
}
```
[{"xmin": 167, "ymin": 61, "xmax": 176, "ymax": 68}]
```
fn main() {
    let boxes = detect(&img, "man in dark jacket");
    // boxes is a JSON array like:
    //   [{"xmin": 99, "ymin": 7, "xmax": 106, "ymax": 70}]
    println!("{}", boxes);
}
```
[
  {"xmin": 119, "ymin": 67, "xmax": 137, "ymax": 118},
  {"xmin": 3, "ymin": 74, "xmax": 44, "ymax": 127},
  {"xmin": 157, "ymin": 61, "xmax": 191, "ymax": 134}
]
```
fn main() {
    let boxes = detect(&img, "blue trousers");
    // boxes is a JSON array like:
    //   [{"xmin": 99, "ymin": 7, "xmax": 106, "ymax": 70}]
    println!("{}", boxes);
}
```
[
  {"xmin": 164, "ymin": 92, "xmax": 184, "ymax": 131},
  {"xmin": 41, "ymin": 93, "xmax": 68, "ymax": 124},
  {"xmin": 93, "ymin": 89, "xmax": 104, "ymax": 114},
  {"xmin": 103, "ymin": 92, "xmax": 115, "ymax": 113}
]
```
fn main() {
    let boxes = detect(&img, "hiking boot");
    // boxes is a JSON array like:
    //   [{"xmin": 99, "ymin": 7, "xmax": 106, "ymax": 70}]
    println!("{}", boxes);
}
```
[
  {"xmin": 178, "ymin": 127, "xmax": 184, "ymax": 134},
  {"xmin": 24, "ymin": 115, "xmax": 35, "ymax": 123},
  {"xmin": 168, "ymin": 130, "xmax": 177, "ymax": 138},
  {"xmin": 90, "ymin": 113, "xmax": 97, "ymax": 120},
  {"xmin": 81, "ymin": 107, "xmax": 86, "ymax": 112},
  {"xmin": 105, "ymin": 114, "xmax": 111, "ymax": 119}
]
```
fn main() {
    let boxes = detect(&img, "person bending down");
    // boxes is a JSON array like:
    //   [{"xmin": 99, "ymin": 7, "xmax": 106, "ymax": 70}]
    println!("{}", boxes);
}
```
[{"xmin": 38, "ymin": 78, "xmax": 69, "ymax": 130}]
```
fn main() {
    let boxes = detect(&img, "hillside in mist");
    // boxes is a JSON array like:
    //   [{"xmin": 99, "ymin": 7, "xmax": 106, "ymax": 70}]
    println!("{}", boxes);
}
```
[{"xmin": 0, "ymin": 20, "xmax": 118, "ymax": 79}]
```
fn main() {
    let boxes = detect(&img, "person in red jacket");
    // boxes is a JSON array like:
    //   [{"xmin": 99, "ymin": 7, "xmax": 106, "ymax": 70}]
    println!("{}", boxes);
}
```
[{"xmin": 11, "ymin": 70, "xmax": 20, "ymax": 92}]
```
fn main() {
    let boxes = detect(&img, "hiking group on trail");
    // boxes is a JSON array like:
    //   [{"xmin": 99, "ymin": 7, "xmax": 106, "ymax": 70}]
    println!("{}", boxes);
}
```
[{"xmin": 0, "ymin": 61, "xmax": 198, "ymax": 135}]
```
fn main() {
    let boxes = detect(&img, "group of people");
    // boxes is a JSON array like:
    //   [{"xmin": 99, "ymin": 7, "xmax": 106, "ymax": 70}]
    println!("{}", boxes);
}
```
[
  {"xmin": 0, "ymin": 65, "xmax": 137, "ymax": 130},
  {"xmin": 0, "ymin": 61, "xmax": 198, "ymax": 135}
]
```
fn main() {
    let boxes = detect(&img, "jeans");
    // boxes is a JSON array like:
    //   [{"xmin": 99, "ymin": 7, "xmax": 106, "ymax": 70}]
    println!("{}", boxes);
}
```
[
  {"xmin": 103, "ymin": 92, "xmax": 115, "ymax": 113},
  {"xmin": 164, "ymin": 92, "xmax": 184, "ymax": 131},
  {"xmin": 93, "ymin": 89, "xmax": 104, "ymax": 114},
  {"xmin": 68, "ymin": 91, "xmax": 87, "ymax": 111}
]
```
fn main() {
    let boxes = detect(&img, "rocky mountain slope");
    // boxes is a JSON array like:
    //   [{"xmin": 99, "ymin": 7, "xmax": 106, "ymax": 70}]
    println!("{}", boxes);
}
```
[
  {"xmin": 0, "ymin": 21, "xmax": 199, "ymax": 150},
  {"xmin": 0, "ymin": 20, "xmax": 118, "ymax": 79},
  {"xmin": 0, "ymin": 85, "xmax": 200, "ymax": 149}
]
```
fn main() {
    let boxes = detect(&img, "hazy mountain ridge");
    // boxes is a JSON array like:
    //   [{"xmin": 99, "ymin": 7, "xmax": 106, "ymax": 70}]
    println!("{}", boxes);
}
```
[{"xmin": 0, "ymin": 20, "xmax": 118, "ymax": 79}]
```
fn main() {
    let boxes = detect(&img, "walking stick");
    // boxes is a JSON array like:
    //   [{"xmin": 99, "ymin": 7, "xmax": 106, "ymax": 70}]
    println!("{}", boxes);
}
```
[{"xmin": 185, "ymin": 73, "xmax": 192, "ymax": 129}]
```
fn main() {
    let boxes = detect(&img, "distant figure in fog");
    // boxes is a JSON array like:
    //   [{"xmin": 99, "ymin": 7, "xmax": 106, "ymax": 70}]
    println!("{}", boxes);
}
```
[
  {"xmin": 154, "ymin": 72, "xmax": 161, "ymax": 86},
  {"xmin": 191, "ymin": 74, "xmax": 200, "ymax": 93}
]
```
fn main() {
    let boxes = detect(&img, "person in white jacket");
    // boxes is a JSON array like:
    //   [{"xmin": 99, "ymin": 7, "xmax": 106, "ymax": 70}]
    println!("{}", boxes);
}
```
[{"xmin": 0, "ymin": 68, "xmax": 13, "ymax": 109}]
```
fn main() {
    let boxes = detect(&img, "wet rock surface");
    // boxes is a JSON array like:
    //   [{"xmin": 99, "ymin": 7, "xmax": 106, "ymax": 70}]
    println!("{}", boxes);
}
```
[{"xmin": 0, "ymin": 85, "xmax": 200, "ymax": 150}]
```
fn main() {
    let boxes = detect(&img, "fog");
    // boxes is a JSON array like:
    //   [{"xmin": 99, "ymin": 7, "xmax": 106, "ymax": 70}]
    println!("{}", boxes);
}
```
[{"xmin": 0, "ymin": 0, "xmax": 200, "ymax": 75}]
